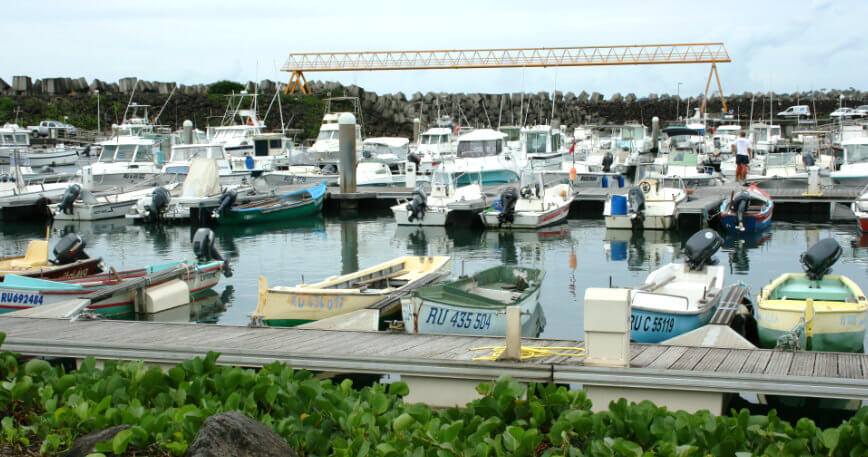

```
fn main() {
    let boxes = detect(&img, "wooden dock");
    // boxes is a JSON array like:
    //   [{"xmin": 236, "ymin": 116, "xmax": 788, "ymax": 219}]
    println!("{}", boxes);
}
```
[{"xmin": 1, "ymin": 316, "xmax": 866, "ymax": 403}]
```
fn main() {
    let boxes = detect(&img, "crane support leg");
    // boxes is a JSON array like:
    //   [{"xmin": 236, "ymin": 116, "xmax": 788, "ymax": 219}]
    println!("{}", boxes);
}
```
[
  {"xmin": 701, "ymin": 63, "xmax": 727, "ymax": 115},
  {"xmin": 285, "ymin": 70, "xmax": 309, "ymax": 95}
]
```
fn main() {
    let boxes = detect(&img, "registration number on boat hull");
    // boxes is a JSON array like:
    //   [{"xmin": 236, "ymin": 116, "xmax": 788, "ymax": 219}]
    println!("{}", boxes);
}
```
[
  {"xmin": 0, "ymin": 292, "xmax": 44, "ymax": 306},
  {"xmin": 424, "ymin": 306, "xmax": 492, "ymax": 330}
]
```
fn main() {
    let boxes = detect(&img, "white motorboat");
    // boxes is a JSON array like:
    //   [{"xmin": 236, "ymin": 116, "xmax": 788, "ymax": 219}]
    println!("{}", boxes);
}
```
[
  {"xmin": 522, "ymin": 124, "xmax": 569, "ymax": 170},
  {"xmin": 749, "ymin": 123, "xmax": 783, "ymax": 154},
  {"xmin": 853, "ymin": 184, "xmax": 868, "ymax": 232},
  {"xmin": 0, "ymin": 158, "xmax": 73, "ymax": 212},
  {"xmin": 391, "ymin": 170, "xmax": 486, "ymax": 226},
  {"xmin": 651, "ymin": 127, "xmax": 723, "ymax": 186},
  {"xmin": 627, "ymin": 229, "xmax": 726, "ymax": 343},
  {"xmin": 480, "ymin": 174, "xmax": 572, "ymax": 229},
  {"xmin": 440, "ymin": 129, "xmax": 525, "ymax": 186},
  {"xmin": 604, "ymin": 178, "xmax": 687, "ymax": 230},
  {"xmin": 0, "ymin": 123, "xmax": 32, "ymax": 165},
  {"xmin": 746, "ymin": 152, "xmax": 813, "ymax": 189},
  {"xmin": 832, "ymin": 137, "xmax": 868, "ymax": 187},
  {"xmin": 81, "ymin": 135, "xmax": 164, "ymax": 191},
  {"xmin": 51, "ymin": 182, "xmax": 181, "ymax": 221}
]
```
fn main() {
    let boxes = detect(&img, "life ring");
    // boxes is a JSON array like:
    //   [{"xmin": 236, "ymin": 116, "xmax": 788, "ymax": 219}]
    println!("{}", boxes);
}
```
[{"xmin": 639, "ymin": 181, "xmax": 652, "ymax": 193}]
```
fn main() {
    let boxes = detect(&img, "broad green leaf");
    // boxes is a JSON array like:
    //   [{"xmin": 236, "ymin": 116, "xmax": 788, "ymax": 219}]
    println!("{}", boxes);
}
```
[
  {"xmin": 111, "ymin": 429, "xmax": 133, "ymax": 455},
  {"xmin": 388, "ymin": 381, "xmax": 409, "ymax": 397},
  {"xmin": 393, "ymin": 413, "xmax": 415, "ymax": 432}
]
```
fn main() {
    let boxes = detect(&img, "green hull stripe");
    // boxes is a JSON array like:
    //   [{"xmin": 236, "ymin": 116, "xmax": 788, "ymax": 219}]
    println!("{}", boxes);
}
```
[
  {"xmin": 262, "ymin": 318, "xmax": 314, "ymax": 328},
  {"xmin": 757, "ymin": 327, "xmax": 865, "ymax": 352}
]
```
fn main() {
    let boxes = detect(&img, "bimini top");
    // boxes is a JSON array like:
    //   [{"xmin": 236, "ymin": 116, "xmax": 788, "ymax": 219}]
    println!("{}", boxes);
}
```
[{"xmin": 663, "ymin": 126, "xmax": 703, "ymax": 137}]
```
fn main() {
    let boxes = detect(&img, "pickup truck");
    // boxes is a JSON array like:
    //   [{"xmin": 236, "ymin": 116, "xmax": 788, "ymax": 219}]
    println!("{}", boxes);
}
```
[{"xmin": 27, "ymin": 120, "xmax": 77, "ymax": 138}]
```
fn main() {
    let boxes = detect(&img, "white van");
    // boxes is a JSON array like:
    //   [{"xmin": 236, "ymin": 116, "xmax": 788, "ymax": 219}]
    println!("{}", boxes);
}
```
[{"xmin": 777, "ymin": 105, "xmax": 810, "ymax": 118}]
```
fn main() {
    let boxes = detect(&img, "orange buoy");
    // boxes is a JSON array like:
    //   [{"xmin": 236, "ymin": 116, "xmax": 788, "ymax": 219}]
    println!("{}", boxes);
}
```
[
  {"xmin": 568, "ymin": 251, "xmax": 577, "ymax": 269},
  {"xmin": 569, "ymin": 166, "xmax": 577, "ymax": 182}
]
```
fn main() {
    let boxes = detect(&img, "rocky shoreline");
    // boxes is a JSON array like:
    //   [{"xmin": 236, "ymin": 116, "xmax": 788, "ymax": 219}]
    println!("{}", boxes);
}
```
[{"xmin": 1, "ymin": 75, "xmax": 865, "ymax": 139}]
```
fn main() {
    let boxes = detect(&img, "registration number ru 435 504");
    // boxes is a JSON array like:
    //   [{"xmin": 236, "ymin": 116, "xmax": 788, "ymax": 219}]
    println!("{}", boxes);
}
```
[{"xmin": 424, "ymin": 306, "xmax": 492, "ymax": 330}]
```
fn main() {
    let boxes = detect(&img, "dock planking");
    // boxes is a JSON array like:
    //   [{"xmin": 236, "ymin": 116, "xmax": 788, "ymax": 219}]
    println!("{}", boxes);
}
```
[{"xmin": 1, "ymin": 317, "xmax": 867, "ymax": 400}]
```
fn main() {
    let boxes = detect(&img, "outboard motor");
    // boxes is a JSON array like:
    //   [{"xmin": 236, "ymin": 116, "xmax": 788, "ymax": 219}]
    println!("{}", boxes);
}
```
[
  {"xmin": 57, "ymin": 184, "xmax": 82, "ymax": 215},
  {"xmin": 405, "ymin": 188, "xmax": 427, "ymax": 223},
  {"xmin": 498, "ymin": 187, "xmax": 519, "ymax": 226},
  {"xmin": 362, "ymin": 149, "xmax": 372, "ymax": 159},
  {"xmin": 601, "ymin": 151, "xmax": 614, "ymax": 173},
  {"xmin": 39, "ymin": 165, "xmax": 55, "ymax": 174},
  {"xmin": 322, "ymin": 163, "xmax": 338, "ymax": 175},
  {"xmin": 627, "ymin": 186, "xmax": 646, "ymax": 227},
  {"xmin": 193, "ymin": 228, "xmax": 232, "ymax": 277},
  {"xmin": 50, "ymin": 233, "xmax": 89, "ymax": 265},
  {"xmin": 146, "ymin": 187, "xmax": 171, "ymax": 223},
  {"xmin": 802, "ymin": 150, "xmax": 816, "ymax": 167},
  {"xmin": 213, "ymin": 189, "xmax": 238, "ymax": 218},
  {"xmin": 800, "ymin": 238, "xmax": 841, "ymax": 281},
  {"xmin": 683, "ymin": 229, "xmax": 723, "ymax": 270}
]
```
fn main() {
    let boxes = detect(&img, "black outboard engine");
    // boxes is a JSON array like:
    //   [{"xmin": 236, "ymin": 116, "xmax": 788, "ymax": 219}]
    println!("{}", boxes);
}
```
[
  {"xmin": 214, "ymin": 189, "xmax": 238, "ymax": 217},
  {"xmin": 193, "ymin": 228, "xmax": 232, "ymax": 277},
  {"xmin": 498, "ymin": 187, "xmax": 519, "ymax": 226},
  {"xmin": 57, "ymin": 184, "xmax": 82, "ymax": 215},
  {"xmin": 406, "ymin": 188, "xmax": 427, "ymax": 223},
  {"xmin": 146, "ymin": 187, "xmax": 171, "ymax": 223},
  {"xmin": 683, "ymin": 229, "xmax": 723, "ymax": 270},
  {"xmin": 362, "ymin": 149, "xmax": 372, "ymax": 159},
  {"xmin": 627, "ymin": 186, "xmax": 645, "ymax": 227},
  {"xmin": 51, "ymin": 233, "xmax": 89, "ymax": 265},
  {"xmin": 601, "ymin": 151, "xmax": 614, "ymax": 173},
  {"xmin": 39, "ymin": 165, "xmax": 55, "ymax": 174},
  {"xmin": 322, "ymin": 163, "xmax": 338, "ymax": 174},
  {"xmin": 800, "ymin": 238, "xmax": 841, "ymax": 281}
]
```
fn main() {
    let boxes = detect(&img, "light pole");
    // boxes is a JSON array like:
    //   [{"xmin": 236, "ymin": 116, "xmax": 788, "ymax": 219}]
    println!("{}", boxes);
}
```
[
  {"xmin": 676, "ymin": 82, "xmax": 683, "ymax": 120},
  {"xmin": 839, "ymin": 94, "xmax": 844, "ymax": 141},
  {"xmin": 95, "ymin": 90, "xmax": 100, "ymax": 133}
]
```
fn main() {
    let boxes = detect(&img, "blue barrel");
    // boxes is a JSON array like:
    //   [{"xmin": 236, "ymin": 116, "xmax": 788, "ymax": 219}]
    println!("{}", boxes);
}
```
[
  {"xmin": 601, "ymin": 175, "xmax": 609, "ymax": 188},
  {"xmin": 610, "ymin": 241, "xmax": 627, "ymax": 261},
  {"xmin": 610, "ymin": 195, "xmax": 628, "ymax": 215},
  {"xmin": 617, "ymin": 175, "xmax": 625, "ymax": 188}
]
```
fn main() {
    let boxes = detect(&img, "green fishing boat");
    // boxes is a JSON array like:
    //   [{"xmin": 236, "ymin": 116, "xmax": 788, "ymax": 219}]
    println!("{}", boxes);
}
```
[{"xmin": 217, "ymin": 181, "xmax": 326, "ymax": 224}]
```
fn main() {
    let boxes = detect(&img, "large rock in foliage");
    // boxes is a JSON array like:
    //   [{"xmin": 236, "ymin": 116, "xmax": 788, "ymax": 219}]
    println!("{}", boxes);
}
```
[
  {"xmin": 64, "ymin": 425, "xmax": 129, "ymax": 457},
  {"xmin": 187, "ymin": 411, "xmax": 298, "ymax": 457}
]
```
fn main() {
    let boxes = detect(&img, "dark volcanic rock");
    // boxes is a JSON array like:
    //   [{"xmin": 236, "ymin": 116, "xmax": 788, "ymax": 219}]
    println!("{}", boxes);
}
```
[
  {"xmin": 64, "ymin": 425, "xmax": 129, "ymax": 457},
  {"xmin": 187, "ymin": 411, "xmax": 297, "ymax": 457}
]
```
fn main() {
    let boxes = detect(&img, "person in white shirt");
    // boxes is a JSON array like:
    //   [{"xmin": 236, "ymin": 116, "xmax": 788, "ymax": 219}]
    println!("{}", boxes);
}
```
[{"xmin": 731, "ymin": 131, "xmax": 752, "ymax": 183}]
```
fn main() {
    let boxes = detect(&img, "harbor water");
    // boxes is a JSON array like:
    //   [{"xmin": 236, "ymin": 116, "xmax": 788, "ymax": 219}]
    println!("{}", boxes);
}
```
[{"xmin": 1, "ymin": 210, "xmax": 865, "ymax": 343}]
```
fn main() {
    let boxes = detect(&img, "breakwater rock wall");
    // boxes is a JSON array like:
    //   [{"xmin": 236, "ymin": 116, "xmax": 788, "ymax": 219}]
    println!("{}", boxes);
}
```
[{"xmin": 1, "ymin": 75, "xmax": 865, "ymax": 139}]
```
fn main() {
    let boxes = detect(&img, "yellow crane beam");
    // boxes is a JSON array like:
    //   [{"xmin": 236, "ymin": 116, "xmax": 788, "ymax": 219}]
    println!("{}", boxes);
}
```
[{"xmin": 282, "ymin": 42, "xmax": 730, "ymax": 96}]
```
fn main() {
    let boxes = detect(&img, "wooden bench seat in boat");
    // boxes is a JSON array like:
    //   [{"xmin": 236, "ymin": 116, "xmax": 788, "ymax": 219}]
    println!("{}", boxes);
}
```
[{"xmin": 772, "ymin": 280, "xmax": 854, "ymax": 302}]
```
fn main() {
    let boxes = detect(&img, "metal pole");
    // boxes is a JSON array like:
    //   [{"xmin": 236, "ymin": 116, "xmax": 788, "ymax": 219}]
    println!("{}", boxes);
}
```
[
  {"xmin": 676, "ymin": 82, "xmax": 682, "ymax": 120},
  {"xmin": 96, "ymin": 90, "xmax": 100, "ymax": 133},
  {"xmin": 339, "ymin": 113, "xmax": 357, "ymax": 193}
]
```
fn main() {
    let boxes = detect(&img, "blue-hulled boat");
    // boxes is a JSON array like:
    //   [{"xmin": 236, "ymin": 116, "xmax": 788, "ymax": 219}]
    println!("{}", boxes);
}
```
[
  {"xmin": 628, "ymin": 229, "xmax": 726, "ymax": 343},
  {"xmin": 719, "ymin": 184, "xmax": 773, "ymax": 233}
]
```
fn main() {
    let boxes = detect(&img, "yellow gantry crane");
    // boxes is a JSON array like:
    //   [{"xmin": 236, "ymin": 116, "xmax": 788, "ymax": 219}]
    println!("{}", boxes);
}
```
[{"xmin": 281, "ymin": 42, "xmax": 730, "ymax": 112}]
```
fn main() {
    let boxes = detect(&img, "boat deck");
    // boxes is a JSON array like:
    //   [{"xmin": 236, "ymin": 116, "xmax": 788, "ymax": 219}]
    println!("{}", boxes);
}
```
[{"xmin": 1, "ymin": 316, "xmax": 866, "ymax": 400}]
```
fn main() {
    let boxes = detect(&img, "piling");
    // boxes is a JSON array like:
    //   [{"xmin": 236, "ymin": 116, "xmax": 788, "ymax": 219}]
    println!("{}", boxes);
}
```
[
  {"xmin": 181, "ymin": 120, "xmax": 193, "ymax": 144},
  {"xmin": 412, "ymin": 117, "xmax": 421, "ymax": 143},
  {"xmin": 339, "ymin": 113, "xmax": 357, "ymax": 193}
]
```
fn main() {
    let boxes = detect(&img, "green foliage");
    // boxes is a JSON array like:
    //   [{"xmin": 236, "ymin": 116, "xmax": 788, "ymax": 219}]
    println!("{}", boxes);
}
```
[
  {"xmin": 0, "ymin": 343, "xmax": 867, "ymax": 456},
  {"xmin": 207, "ymin": 80, "xmax": 245, "ymax": 95}
]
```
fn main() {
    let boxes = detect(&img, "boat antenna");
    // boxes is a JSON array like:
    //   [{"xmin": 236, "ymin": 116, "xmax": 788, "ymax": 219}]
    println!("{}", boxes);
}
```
[
  {"xmin": 152, "ymin": 86, "xmax": 177, "ymax": 126},
  {"xmin": 481, "ymin": 97, "xmax": 492, "ymax": 128},
  {"xmin": 262, "ymin": 88, "xmax": 280, "ymax": 124},
  {"xmin": 122, "ymin": 79, "xmax": 139, "ymax": 124},
  {"xmin": 497, "ymin": 94, "xmax": 504, "ymax": 130},
  {"xmin": 550, "ymin": 69, "xmax": 558, "ymax": 121},
  {"xmin": 519, "ymin": 66, "xmax": 526, "ymax": 125},
  {"xmin": 277, "ymin": 88, "xmax": 286, "ymax": 135}
]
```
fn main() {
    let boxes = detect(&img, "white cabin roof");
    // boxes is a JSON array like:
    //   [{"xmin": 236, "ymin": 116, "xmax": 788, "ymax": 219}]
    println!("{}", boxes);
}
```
[
  {"xmin": 457, "ymin": 128, "xmax": 506, "ymax": 142},
  {"xmin": 97, "ymin": 135, "xmax": 156, "ymax": 146},
  {"xmin": 717, "ymin": 125, "xmax": 741, "ymax": 132},
  {"xmin": 421, "ymin": 128, "xmax": 452, "ymax": 135},
  {"xmin": 363, "ymin": 137, "xmax": 409, "ymax": 147},
  {"xmin": 842, "ymin": 137, "xmax": 868, "ymax": 145}
]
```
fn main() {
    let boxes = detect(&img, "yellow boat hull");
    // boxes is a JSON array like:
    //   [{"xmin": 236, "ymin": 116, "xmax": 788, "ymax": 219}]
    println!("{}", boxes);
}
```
[{"xmin": 254, "ymin": 256, "xmax": 451, "ymax": 326}]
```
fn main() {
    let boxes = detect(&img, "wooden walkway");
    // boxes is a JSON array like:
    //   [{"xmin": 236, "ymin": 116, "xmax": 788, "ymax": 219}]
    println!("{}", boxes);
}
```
[{"xmin": 1, "ymin": 316, "xmax": 866, "ymax": 400}]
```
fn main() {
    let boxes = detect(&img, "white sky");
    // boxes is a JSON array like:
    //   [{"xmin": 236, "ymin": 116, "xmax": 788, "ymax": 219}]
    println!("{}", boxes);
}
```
[{"xmin": 4, "ymin": 0, "xmax": 866, "ymax": 97}]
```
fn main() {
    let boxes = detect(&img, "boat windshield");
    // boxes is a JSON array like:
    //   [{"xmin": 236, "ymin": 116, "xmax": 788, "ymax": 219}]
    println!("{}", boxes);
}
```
[
  {"xmin": 316, "ymin": 130, "xmax": 338, "ymax": 141},
  {"xmin": 621, "ymin": 126, "xmax": 644, "ymax": 140},
  {"xmin": 431, "ymin": 170, "xmax": 453, "ymax": 186},
  {"xmin": 499, "ymin": 127, "xmax": 520, "ymax": 141},
  {"xmin": 0, "ymin": 134, "xmax": 14, "ymax": 145},
  {"xmin": 171, "ymin": 146, "xmax": 225, "ymax": 162},
  {"xmin": 526, "ymin": 132, "xmax": 547, "ymax": 153},
  {"xmin": 98, "ymin": 144, "xmax": 137, "ymax": 163},
  {"xmin": 753, "ymin": 129, "xmax": 769, "ymax": 142},
  {"xmin": 766, "ymin": 153, "xmax": 796, "ymax": 167},
  {"xmin": 669, "ymin": 151, "xmax": 698, "ymax": 166},
  {"xmin": 420, "ymin": 134, "xmax": 449, "ymax": 144},
  {"xmin": 134, "ymin": 146, "xmax": 154, "ymax": 163},
  {"xmin": 457, "ymin": 139, "xmax": 502, "ymax": 158},
  {"xmin": 212, "ymin": 128, "xmax": 249, "ymax": 143},
  {"xmin": 845, "ymin": 144, "xmax": 868, "ymax": 163}
]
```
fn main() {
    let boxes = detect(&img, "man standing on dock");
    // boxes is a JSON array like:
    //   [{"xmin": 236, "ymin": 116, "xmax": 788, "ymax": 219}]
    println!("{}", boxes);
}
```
[{"xmin": 732, "ymin": 131, "xmax": 752, "ymax": 184}]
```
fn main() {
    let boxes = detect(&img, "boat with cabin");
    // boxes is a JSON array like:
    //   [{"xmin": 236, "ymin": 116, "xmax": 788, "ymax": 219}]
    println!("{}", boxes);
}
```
[
  {"xmin": 522, "ymin": 124, "xmax": 568, "ymax": 170},
  {"xmin": 401, "ymin": 266, "xmax": 545, "ymax": 337},
  {"xmin": 627, "ymin": 229, "xmax": 725, "ymax": 343},
  {"xmin": 832, "ymin": 137, "xmax": 868, "ymax": 187},
  {"xmin": 252, "ymin": 255, "xmax": 451, "ymax": 327},
  {"xmin": 480, "ymin": 173, "xmax": 573, "ymax": 229},
  {"xmin": 440, "ymin": 129, "xmax": 524, "ymax": 185},
  {"xmin": 391, "ymin": 170, "xmax": 487, "ymax": 226},
  {"xmin": 603, "ymin": 178, "xmax": 687, "ymax": 230}
]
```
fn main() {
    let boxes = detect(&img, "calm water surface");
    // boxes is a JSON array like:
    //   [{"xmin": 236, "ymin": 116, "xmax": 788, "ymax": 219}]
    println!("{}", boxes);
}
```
[{"xmin": 1, "ymin": 210, "xmax": 866, "ymax": 341}]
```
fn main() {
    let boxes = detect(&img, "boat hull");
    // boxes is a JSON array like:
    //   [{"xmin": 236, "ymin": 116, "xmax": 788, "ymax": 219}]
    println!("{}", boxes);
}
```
[
  {"xmin": 0, "ymin": 258, "xmax": 103, "ymax": 281},
  {"xmin": 391, "ymin": 205, "xmax": 451, "ymax": 226},
  {"xmin": 21, "ymin": 150, "xmax": 81, "ymax": 167},
  {"xmin": 0, "ymin": 261, "xmax": 223, "ymax": 317},
  {"xmin": 720, "ymin": 212, "xmax": 772, "ymax": 233},
  {"xmin": 52, "ymin": 200, "xmax": 139, "ymax": 221},
  {"xmin": 220, "ymin": 198, "xmax": 323, "ymax": 224},
  {"xmin": 630, "ymin": 305, "xmax": 716, "ymax": 344},
  {"xmin": 401, "ymin": 290, "xmax": 545, "ymax": 337},
  {"xmin": 605, "ymin": 214, "xmax": 675, "ymax": 230},
  {"xmin": 480, "ymin": 203, "xmax": 570, "ymax": 229},
  {"xmin": 454, "ymin": 169, "xmax": 519, "ymax": 186}
]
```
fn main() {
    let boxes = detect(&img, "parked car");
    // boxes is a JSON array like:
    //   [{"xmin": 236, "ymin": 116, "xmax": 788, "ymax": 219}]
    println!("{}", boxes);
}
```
[
  {"xmin": 830, "ymin": 107, "xmax": 866, "ymax": 119},
  {"xmin": 855, "ymin": 105, "xmax": 868, "ymax": 116},
  {"xmin": 27, "ymin": 120, "xmax": 77, "ymax": 137},
  {"xmin": 777, "ymin": 105, "xmax": 810, "ymax": 118}
]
